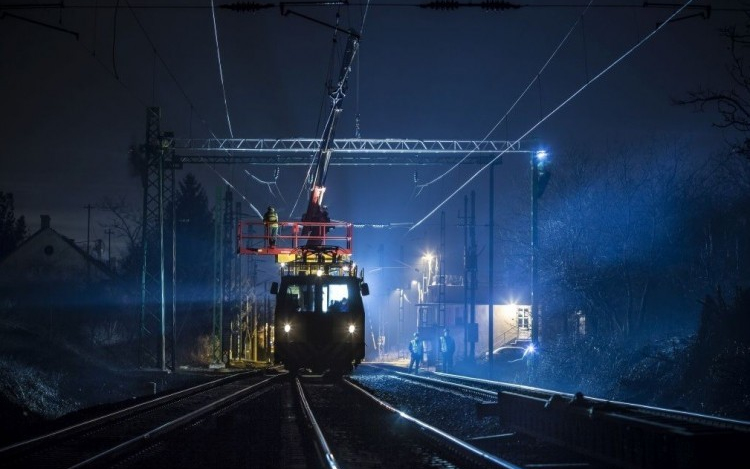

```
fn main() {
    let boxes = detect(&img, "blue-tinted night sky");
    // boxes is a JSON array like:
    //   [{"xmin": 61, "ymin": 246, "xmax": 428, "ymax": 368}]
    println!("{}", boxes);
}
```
[{"xmin": 0, "ymin": 1, "xmax": 744, "ymax": 278}]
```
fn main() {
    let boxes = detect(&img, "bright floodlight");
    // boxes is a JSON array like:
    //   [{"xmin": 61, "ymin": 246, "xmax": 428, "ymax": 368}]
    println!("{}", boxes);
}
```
[
  {"xmin": 536, "ymin": 150, "xmax": 548, "ymax": 161},
  {"xmin": 284, "ymin": 323, "xmax": 291, "ymax": 333},
  {"xmin": 348, "ymin": 324, "xmax": 356, "ymax": 334}
]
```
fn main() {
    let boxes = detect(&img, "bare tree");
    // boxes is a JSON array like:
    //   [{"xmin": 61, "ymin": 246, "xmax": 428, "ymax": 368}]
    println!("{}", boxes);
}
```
[
  {"xmin": 540, "ymin": 139, "xmax": 720, "ymax": 340},
  {"xmin": 674, "ymin": 14, "xmax": 750, "ymax": 160},
  {"xmin": 96, "ymin": 196, "xmax": 142, "ymax": 283},
  {"xmin": 97, "ymin": 196, "xmax": 141, "ymax": 251}
]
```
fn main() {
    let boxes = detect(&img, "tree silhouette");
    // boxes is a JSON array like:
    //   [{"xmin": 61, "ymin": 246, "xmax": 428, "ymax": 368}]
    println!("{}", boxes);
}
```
[
  {"xmin": 169, "ymin": 173, "xmax": 215, "ymax": 361},
  {"xmin": 0, "ymin": 191, "xmax": 28, "ymax": 259}
]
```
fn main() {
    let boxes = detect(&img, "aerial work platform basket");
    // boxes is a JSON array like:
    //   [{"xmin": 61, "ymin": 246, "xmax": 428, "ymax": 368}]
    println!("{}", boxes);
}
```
[{"xmin": 236, "ymin": 220, "xmax": 354, "ymax": 258}]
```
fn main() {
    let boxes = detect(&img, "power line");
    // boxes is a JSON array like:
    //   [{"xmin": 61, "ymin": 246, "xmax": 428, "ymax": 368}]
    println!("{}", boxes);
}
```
[
  {"xmin": 210, "ymin": 0, "xmax": 235, "ymax": 138},
  {"xmin": 414, "ymin": 0, "xmax": 593, "ymax": 195},
  {"xmin": 1, "ymin": 2, "xmax": 743, "ymax": 13},
  {"xmin": 409, "ymin": 0, "xmax": 697, "ymax": 232}
]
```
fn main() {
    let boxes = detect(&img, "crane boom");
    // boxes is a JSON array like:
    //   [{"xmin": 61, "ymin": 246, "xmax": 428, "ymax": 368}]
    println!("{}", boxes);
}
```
[{"xmin": 302, "ymin": 31, "xmax": 359, "ymax": 230}]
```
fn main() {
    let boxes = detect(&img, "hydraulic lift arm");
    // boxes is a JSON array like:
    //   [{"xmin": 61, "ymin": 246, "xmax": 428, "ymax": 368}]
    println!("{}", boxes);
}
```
[{"xmin": 302, "ymin": 30, "xmax": 360, "ymax": 227}]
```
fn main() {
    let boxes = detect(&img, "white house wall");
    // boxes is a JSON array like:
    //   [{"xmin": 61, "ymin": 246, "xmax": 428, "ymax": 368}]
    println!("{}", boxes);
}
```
[{"xmin": 472, "ymin": 304, "xmax": 530, "ymax": 357}]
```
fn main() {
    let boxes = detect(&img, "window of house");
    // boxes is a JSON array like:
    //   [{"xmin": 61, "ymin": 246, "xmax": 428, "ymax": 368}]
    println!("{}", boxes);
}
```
[{"xmin": 517, "ymin": 307, "xmax": 531, "ymax": 330}]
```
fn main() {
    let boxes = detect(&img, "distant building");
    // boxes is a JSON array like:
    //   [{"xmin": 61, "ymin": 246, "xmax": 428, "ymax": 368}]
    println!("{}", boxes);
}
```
[
  {"xmin": 0, "ymin": 215, "xmax": 124, "ymax": 343},
  {"xmin": 0, "ymin": 215, "xmax": 113, "ymax": 287}
]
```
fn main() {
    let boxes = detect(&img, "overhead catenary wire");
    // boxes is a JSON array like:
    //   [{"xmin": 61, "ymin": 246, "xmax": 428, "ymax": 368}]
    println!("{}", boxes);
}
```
[
  {"xmin": 4, "ymin": 0, "xmax": 713, "ymax": 223},
  {"xmin": 96, "ymin": 0, "xmax": 265, "ymax": 213},
  {"xmin": 413, "ymin": 0, "xmax": 594, "ymax": 195},
  {"xmin": 210, "ymin": 0, "xmax": 235, "ymax": 138},
  {"xmin": 409, "ymin": 0, "xmax": 696, "ymax": 232},
  {"xmin": 123, "ymin": 0, "xmax": 267, "ymax": 213},
  {"xmin": 244, "ymin": 169, "xmax": 287, "ymax": 204},
  {"xmin": 207, "ymin": 163, "xmax": 264, "ymax": 218},
  {"xmin": 3, "ymin": 2, "xmax": 736, "ymax": 12},
  {"xmin": 112, "ymin": 0, "xmax": 120, "ymax": 78},
  {"xmin": 10, "ymin": 2, "xmax": 260, "ymax": 221},
  {"xmin": 121, "ymin": 0, "xmax": 259, "ymax": 211}
]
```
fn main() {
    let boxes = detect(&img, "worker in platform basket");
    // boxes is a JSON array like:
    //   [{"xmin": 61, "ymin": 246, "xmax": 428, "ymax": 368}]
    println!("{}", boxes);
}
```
[
  {"xmin": 263, "ymin": 206, "xmax": 279, "ymax": 247},
  {"xmin": 322, "ymin": 205, "xmax": 332, "ymax": 233},
  {"xmin": 408, "ymin": 332, "xmax": 424, "ymax": 374}
]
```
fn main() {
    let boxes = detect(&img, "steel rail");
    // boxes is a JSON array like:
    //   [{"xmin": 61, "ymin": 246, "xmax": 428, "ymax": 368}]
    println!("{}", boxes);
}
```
[
  {"xmin": 342, "ymin": 377, "xmax": 523, "ymax": 469},
  {"xmin": 66, "ymin": 373, "xmax": 286, "ymax": 469},
  {"xmin": 0, "ymin": 370, "xmax": 257, "ymax": 458},
  {"xmin": 295, "ymin": 377, "xmax": 339, "ymax": 469}
]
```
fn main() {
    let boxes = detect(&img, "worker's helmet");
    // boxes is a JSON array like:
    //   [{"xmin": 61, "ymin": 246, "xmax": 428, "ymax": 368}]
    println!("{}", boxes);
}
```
[
  {"xmin": 413, "ymin": 332, "xmax": 419, "ymax": 337},
  {"xmin": 268, "ymin": 206, "xmax": 274, "ymax": 211}
]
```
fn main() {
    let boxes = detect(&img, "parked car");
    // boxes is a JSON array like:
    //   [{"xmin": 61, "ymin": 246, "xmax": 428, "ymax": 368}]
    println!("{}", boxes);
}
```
[{"xmin": 484, "ymin": 344, "xmax": 534, "ymax": 363}]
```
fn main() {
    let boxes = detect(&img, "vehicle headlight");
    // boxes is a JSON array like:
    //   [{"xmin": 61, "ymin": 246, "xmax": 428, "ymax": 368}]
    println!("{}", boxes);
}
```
[
  {"xmin": 348, "ymin": 324, "xmax": 356, "ymax": 334},
  {"xmin": 284, "ymin": 324, "xmax": 291, "ymax": 333}
]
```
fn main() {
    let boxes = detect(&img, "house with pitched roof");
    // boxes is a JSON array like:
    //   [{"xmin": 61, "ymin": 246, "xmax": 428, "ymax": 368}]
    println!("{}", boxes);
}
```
[{"xmin": 0, "ymin": 215, "xmax": 123, "ymax": 342}]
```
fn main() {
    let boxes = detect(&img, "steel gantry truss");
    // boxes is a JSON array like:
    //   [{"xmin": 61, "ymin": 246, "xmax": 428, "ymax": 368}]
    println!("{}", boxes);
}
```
[
  {"xmin": 139, "ymin": 107, "xmax": 536, "ymax": 370},
  {"xmin": 168, "ymin": 137, "xmax": 531, "ymax": 165}
]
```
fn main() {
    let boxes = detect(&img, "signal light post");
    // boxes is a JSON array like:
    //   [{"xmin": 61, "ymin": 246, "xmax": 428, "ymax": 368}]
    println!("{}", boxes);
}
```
[{"xmin": 531, "ymin": 150, "xmax": 550, "ymax": 349}]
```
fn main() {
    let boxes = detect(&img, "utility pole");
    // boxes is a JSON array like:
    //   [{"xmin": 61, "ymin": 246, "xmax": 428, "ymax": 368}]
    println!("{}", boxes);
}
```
[
  {"xmin": 84, "ymin": 204, "xmax": 93, "ymax": 255},
  {"xmin": 105, "ymin": 228, "xmax": 113, "ymax": 267},
  {"xmin": 488, "ymin": 162, "xmax": 495, "ymax": 375},
  {"xmin": 468, "ymin": 191, "xmax": 477, "ymax": 361},
  {"xmin": 531, "ymin": 155, "xmax": 539, "ymax": 347},
  {"xmin": 211, "ymin": 187, "xmax": 225, "ymax": 369},
  {"xmin": 84, "ymin": 203, "xmax": 93, "ymax": 283}
]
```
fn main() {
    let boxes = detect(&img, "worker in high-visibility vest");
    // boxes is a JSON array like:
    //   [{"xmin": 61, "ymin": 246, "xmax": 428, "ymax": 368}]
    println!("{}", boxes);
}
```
[
  {"xmin": 408, "ymin": 332, "xmax": 424, "ymax": 374},
  {"xmin": 263, "ymin": 206, "xmax": 279, "ymax": 247}
]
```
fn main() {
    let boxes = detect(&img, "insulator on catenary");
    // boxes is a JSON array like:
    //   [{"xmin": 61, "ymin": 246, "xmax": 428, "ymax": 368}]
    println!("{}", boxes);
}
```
[
  {"xmin": 220, "ymin": 2, "xmax": 274, "ymax": 12},
  {"xmin": 420, "ymin": 1, "xmax": 460, "ymax": 10},
  {"xmin": 419, "ymin": 1, "xmax": 520, "ymax": 10},
  {"xmin": 481, "ymin": 1, "xmax": 521, "ymax": 11}
]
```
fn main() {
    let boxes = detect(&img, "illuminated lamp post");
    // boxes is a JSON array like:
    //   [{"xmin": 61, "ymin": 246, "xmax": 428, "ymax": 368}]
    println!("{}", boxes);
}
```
[
  {"xmin": 416, "ymin": 253, "xmax": 434, "ymax": 348},
  {"xmin": 423, "ymin": 253, "xmax": 434, "ymax": 295},
  {"xmin": 412, "ymin": 280, "xmax": 422, "ymax": 303},
  {"xmin": 396, "ymin": 287, "xmax": 405, "ymax": 352}
]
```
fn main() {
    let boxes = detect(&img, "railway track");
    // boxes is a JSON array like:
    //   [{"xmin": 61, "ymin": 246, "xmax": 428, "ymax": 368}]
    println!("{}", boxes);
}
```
[
  {"xmin": 297, "ymin": 374, "xmax": 519, "ymax": 469},
  {"xmin": 5, "ymin": 363, "xmax": 747, "ymax": 468},
  {"xmin": 355, "ymin": 363, "xmax": 750, "ymax": 469},
  {"xmin": 1, "ymin": 367, "xmax": 524, "ymax": 469},
  {"xmin": 0, "ymin": 369, "xmax": 288, "ymax": 468}
]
